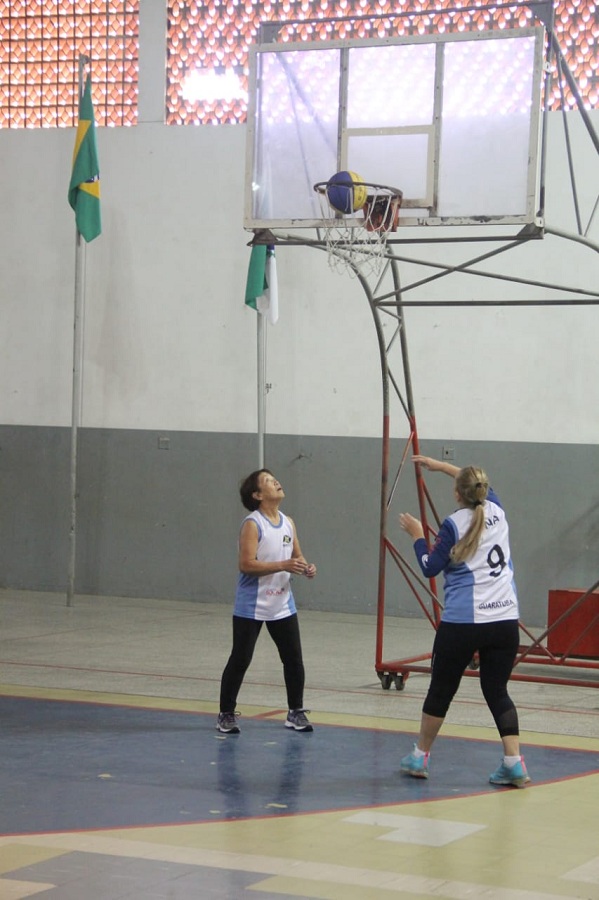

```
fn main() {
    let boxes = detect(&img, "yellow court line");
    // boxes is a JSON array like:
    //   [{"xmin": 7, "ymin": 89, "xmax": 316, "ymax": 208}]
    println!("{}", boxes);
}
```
[{"xmin": 1, "ymin": 827, "xmax": 597, "ymax": 900}]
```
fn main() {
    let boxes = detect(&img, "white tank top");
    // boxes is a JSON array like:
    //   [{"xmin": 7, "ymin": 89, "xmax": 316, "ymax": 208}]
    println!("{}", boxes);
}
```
[{"xmin": 234, "ymin": 510, "xmax": 297, "ymax": 620}]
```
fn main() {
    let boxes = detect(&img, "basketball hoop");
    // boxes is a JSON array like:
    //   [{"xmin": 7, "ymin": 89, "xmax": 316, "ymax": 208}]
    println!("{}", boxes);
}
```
[{"xmin": 313, "ymin": 180, "xmax": 403, "ymax": 277}]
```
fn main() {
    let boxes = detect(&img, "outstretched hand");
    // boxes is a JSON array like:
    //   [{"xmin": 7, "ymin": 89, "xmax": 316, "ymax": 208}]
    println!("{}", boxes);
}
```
[
  {"xmin": 399, "ymin": 512, "xmax": 425, "ymax": 540},
  {"xmin": 412, "ymin": 454, "xmax": 442, "ymax": 472},
  {"xmin": 412, "ymin": 454, "xmax": 460, "ymax": 478}
]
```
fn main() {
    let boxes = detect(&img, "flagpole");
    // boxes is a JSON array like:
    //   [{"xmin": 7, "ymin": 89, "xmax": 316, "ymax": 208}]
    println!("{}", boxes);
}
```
[
  {"xmin": 245, "ymin": 242, "xmax": 277, "ymax": 469},
  {"xmin": 257, "ymin": 312, "xmax": 266, "ymax": 468},
  {"xmin": 66, "ymin": 54, "xmax": 89, "ymax": 608},
  {"xmin": 67, "ymin": 230, "xmax": 86, "ymax": 607}
]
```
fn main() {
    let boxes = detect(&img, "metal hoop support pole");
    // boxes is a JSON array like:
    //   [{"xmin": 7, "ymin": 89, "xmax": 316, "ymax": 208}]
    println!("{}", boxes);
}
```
[{"xmin": 348, "ymin": 255, "xmax": 439, "ymax": 691}]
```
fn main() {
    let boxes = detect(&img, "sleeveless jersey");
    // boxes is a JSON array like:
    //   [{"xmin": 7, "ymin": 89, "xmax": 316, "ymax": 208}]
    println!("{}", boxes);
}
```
[
  {"xmin": 234, "ymin": 509, "xmax": 297, "ymax": 621},
  {"xmin": 413, "ymin": 488, "xmax": 519, "ymax": 624}
]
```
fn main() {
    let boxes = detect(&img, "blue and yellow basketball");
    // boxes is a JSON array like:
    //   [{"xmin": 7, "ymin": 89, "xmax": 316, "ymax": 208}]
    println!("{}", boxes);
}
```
[{"xmin": 326, "ymin": 171, "xmax": 368, "ymax": 214}]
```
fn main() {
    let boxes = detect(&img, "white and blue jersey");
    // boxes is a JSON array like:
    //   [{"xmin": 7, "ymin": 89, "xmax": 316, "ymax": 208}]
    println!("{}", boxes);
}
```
[
  {"xmin": 234, "ymin": 510, "xmax": 297, "ymax": 621},
  {"xmin": 413, "ymin": 488, "xmax": 519, "ymax": 624}
]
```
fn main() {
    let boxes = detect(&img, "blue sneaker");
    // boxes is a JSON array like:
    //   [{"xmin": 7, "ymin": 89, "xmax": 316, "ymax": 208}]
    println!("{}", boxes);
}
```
[
  {"xmin": 285, "ymin": 709, "xmax": 313, "ymax": 732},
  {"xmin": 400, "ymin": 745, "xmax": 429, "ymax": 778},
  {"xmin": 489, "ymin": 757, "xmax": 530, "ymax": 788}
]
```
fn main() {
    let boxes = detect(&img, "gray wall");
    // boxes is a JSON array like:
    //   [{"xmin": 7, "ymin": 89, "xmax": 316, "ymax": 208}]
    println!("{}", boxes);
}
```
[
  {"xmin": 0, "ymin": 3, "xmax": 597, "ymax": 629},
  {"xmin": 1, "ymin": 424, "xmax": 597, "ymax": 626}
]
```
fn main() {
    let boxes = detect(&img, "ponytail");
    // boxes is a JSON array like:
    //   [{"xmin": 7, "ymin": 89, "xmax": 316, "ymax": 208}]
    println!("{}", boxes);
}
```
[{"xmin": 450, "ymin": 466, "xmax": 489, "ymax": 564}]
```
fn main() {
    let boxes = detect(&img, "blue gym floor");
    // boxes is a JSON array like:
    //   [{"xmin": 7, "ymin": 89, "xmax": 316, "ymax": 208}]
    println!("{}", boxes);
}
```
[
  {"xmin": 1, "ymin": 593, "xmax": 598, "ymax": 899},
  {"xmin": 2, "ymin": 695, "xmax": 599, "ymax": 836}
]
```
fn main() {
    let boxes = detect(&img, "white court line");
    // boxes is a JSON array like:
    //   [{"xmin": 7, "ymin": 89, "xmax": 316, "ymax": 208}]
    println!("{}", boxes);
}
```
[
  {"xmin": 563, "ymin": 856, "xmax": 599, "ymax": 884},
  {"xmin": 343, "ymin": 811, "xmax": 486, "ymax": 846},
  {"xmin": 0, "ymin": 879, "xmax": 54, "ymax": 899}
]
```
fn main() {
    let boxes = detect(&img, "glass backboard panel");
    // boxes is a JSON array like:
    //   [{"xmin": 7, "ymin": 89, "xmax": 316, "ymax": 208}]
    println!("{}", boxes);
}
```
[
  {"xmin": 347, "ymin": 134, "xmax": 431, "ymax": 202},
  {"xmin": 347, "ymin": 44, "xmax": 436, "ymax": 128},
  {"xmin": 252, "ymin": 48, "xmax": 340, "ymax": 221},
  {"xmin": 439, "ymin": 36, "xmax": 538, "ymax": 218},
  {"xmin": 245, "ymin": 27, "xmax": 544, "ymax": 229}
]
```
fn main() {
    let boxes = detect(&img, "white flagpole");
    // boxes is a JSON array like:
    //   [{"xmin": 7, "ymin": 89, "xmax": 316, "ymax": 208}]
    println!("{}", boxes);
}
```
[
  {"xmin": 256, "ymin": 245, "xmax": 277, "ymax": 467},
  {"xmin": 66, "ymin": 55, "xmax": 89, "ymax": 608},
  {"xmin": 257, "ymin": 311, "xmax": 266, "ymax": 468}
]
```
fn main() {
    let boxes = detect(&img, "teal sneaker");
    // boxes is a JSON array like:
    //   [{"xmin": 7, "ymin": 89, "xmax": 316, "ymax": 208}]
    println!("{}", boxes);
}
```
[
  {"xmin": 400, "ymin": 745, "xmax": 429, "ymax": 779},
  {"xmin": 489, "ymin": 757, "xmax": 530, "ymax": 788}
]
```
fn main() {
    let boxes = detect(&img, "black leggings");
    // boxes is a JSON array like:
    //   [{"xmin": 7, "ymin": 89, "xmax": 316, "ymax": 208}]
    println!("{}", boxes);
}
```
[
  {"xmin": 219, "ymin": 614, "xmax": 305, "ymax": 713},
  {"xmin": 423, "ymin": 619, "xmax": 520, "ymax": 738}
]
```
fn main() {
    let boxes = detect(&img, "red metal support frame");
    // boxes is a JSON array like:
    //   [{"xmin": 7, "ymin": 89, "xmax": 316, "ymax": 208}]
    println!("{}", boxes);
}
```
[{"xmin": 354, "ymin": 255, "xmax": 599, "ymax": 691}]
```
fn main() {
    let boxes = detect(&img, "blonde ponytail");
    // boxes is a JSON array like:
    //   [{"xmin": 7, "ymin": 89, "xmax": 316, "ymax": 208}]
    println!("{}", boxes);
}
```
[{"xmin": 450, "ymin": 466, "xmax": 489, "ymax": 564}]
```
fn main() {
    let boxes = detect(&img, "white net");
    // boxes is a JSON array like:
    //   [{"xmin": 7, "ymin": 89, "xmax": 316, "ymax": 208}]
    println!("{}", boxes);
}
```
[{"xmin": 314, "ymin": 182, "xmax": 403, "ymax": 278}]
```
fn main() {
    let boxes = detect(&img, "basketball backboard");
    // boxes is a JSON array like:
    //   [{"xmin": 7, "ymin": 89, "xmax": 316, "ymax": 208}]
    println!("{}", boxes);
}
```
[{"xmin": 244, "ymin": 25, "xmax": 545, "ymax": 230}]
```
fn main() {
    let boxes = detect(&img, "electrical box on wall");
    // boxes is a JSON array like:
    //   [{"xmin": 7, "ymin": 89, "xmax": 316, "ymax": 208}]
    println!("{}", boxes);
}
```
[{"xmin": 547, "ymin": 589, "xmax": 599, "ymax": 659}]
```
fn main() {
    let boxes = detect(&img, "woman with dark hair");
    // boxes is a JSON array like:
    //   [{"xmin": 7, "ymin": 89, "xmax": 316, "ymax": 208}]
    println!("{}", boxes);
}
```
[
  {"xmin": 398, "ymin": 454, "xmax": 530, "ymax": 788},
  {"xmin": 216, "ymin": 469, "xmax": 316, "ymax": 735}
]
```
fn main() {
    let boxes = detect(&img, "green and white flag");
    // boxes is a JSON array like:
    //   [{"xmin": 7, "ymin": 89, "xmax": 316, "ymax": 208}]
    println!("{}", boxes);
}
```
[
  {"xmin": 245, "ymin": 244, "xmax": 278, "ymax": 325},
  {"xmin": 68, "ymin": 74, "xmax": 101, "ymax": 242}
]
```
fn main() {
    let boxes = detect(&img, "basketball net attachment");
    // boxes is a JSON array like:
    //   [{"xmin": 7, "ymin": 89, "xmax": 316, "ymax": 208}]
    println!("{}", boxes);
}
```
[{"xmin": 314, "ymin": 181, "xmax": 403, "ymax": 277}]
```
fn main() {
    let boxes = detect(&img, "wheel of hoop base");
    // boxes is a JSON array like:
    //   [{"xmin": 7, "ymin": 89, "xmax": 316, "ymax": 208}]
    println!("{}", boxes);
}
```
[{"xmin": 313, "ymin": 181, "xmax": 403, "ymax": 234}]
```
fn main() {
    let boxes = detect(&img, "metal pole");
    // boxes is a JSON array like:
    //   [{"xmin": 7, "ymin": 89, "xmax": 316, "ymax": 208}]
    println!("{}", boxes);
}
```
[
  {"xmin": 67, "ymin": 233, "xmax": 86, "ymax": 607},
  {"xmin": 66, "ymin": 55, "xmax": 88, "ymax": 607},
  {"xmin": 257, "ymin": 311, "xmax": 266, "ymax": 468}
]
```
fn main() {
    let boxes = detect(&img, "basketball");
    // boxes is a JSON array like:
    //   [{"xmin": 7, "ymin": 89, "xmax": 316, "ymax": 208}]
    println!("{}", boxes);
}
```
[{"xmin": 326, "ymin": 171, "xmax": 368, "ymax": 214}]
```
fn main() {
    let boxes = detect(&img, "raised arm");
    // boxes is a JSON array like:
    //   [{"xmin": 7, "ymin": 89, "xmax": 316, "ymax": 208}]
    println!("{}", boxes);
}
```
[{"xmin": 412, "ymin": 454, "xmax": 460, "ymax": 478}]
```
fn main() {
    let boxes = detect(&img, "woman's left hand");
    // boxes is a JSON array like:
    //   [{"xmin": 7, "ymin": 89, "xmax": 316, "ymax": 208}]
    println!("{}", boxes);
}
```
[{"xmin": 399, "ymin": 513, "xmax": 425, "ymax": 540}]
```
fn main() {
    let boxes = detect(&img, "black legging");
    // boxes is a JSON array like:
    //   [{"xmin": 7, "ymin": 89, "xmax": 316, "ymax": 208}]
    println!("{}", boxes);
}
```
[
  {"xmin": 423, "ymin": 619, "xmax": 520, "ymax": 737},
  {"xmin": 219, "ymin": 613, "xmax": 305, "ymax": 713}
]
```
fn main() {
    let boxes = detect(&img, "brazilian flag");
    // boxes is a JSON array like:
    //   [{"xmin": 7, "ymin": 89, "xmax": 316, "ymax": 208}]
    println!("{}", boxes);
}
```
[{"xmin": 68, "ymin": 74, "xmax": 101, "ymax": 242}]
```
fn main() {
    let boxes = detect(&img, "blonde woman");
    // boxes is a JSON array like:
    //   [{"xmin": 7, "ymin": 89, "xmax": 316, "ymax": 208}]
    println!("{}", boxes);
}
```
[{"xmin": 399, "ymin": 455, "xmax": 530, "ymax": 788}]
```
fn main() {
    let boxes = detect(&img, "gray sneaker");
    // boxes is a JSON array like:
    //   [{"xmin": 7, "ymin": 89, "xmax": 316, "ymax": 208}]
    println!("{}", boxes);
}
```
[
  {"xmin": 216, "ymin": 711, "xmax": 240, "ymax": 734},
  {"xmin": 285, "ymin": 709, "xmax": 313, "ymax": 732}
]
